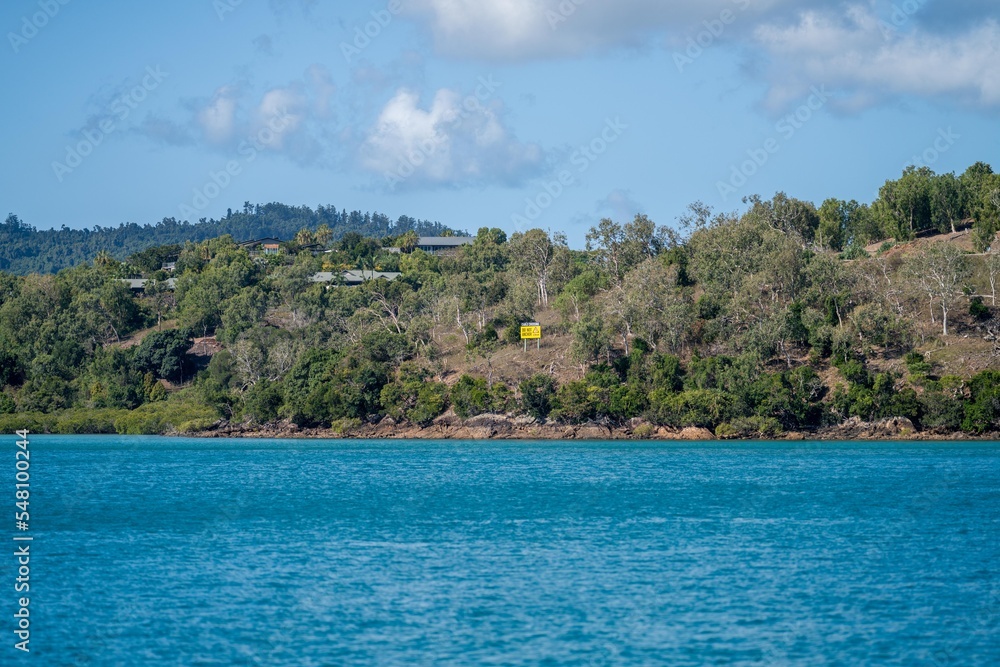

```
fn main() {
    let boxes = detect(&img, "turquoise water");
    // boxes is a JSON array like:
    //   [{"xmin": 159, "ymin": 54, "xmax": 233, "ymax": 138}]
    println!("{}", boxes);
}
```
[{"xmin": 13, "ymin": 436, "xmax": 1000, "ymax": 665}]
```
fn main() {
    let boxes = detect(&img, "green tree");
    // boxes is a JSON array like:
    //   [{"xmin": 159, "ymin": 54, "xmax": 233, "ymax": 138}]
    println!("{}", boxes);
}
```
[
  {"xmin": 509, "ymin": 229, "xmax": 560, "ymax": 307},
  {"xmin": 905, "ymin": 243, "xmax": 970, "ymax": 336},
  {"xmin": 519, "ymin": 374, "xmax": 556, "ymax": 420},
  {"xmin": 134, "ymin": 329, "xmax": 192, "ymax": 383},
  {"xmin": 874, "ymin": 166, "xmax": 934, "ymax": 240},
  {"xmin": 397, "ymin": 230, "xmax": 420, "ymax": 253},
  {"xmin": 929, "ymin": 172, "xmax": 965, "ymax": 234}
]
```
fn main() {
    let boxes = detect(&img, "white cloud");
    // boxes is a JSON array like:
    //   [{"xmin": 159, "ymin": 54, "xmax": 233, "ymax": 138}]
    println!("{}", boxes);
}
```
[
  {"xmin": 753, "ymin": 8, "xmax": 1000, "ymax": 111},
  {"xmin": 196, "ymin": 85, "xmax": 239, "ymax": 144},
  {"xmin": 255, "ymin": 87, "xmax": 305, "ymax": 149},
  {"xmin": 306, "ymin": 63, "xmax": 336, "ymax": 118},
  {"xmin": 360, "ymin": 88, "xmax": 544, "ymax": 189},
  {"xmin": 148, "ymin": 66, "xmax": 337, "ymax": 165},
  {"xmin": 401, "ymin": 0, "xmax": 1000, "ymax": 112},
  {"xmin": 402, "ymin": 0, "xmax": 797, "ymax": 59},
  {"xmin": 596, "ymin": 189, "xmax": 644, "ymax": 221}
]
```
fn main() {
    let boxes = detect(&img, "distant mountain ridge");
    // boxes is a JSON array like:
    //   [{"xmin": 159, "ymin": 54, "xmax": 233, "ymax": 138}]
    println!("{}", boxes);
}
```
[{"xmin": 0, "ymin": 202, "xmax": 464, "ymax": 275}]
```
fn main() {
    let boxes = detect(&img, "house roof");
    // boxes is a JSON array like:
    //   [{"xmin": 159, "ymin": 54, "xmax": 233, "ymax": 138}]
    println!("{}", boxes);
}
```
[
  {"xmin": 417, "ymin": 236, "xmax": 473, "ymax": 246},
  {"xmin": 238, "ymin": 237, "xmax": 282, "ymax": 247},
  {"xmin": 310, "ymin": 271, "xmax": 402, "ymax": 284},
  {"xmin": 120, "ymin": 278, "xmax": 177, "ymax": 290}
]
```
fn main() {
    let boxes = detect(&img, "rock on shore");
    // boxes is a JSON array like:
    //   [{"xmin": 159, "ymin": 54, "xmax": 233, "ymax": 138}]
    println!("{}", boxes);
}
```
[{"xmin": 193, "ymin": 412, "xmax": 994, "ymax": 441}]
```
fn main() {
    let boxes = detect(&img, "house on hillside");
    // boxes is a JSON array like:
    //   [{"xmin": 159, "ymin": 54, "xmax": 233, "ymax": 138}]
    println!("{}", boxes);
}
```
[
  {"xmin": 160, "ymin": 253, "xmax": 179, "ymax": 272},
  {"xmin": 238, "ymin": 238, "xmax": 283, "ymax": 257},
  {"xmin": 297, "ymin": 243, "xmax": 326, "ymax": 255},
  {"xmin": 120, "ymin": 278, "xmax": 177, "ymax": 291},
  {"xmin": 309, "ymin": 271, "xmax": 401, "ymax": 286},
  {"xmin": 388, "ymin": 236, "xmax": 473, "ymax": 255}
]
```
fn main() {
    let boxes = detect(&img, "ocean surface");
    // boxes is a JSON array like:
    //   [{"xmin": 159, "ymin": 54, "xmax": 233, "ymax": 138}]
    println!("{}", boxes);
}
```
[{"xmin": 11, "ymin": 436, "xmax": 1000, "ymax": 665}]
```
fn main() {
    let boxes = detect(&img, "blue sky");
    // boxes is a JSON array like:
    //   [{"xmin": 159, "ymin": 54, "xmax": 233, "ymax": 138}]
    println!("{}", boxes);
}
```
[{"xmin": 1, "ymin": 0, "xmax": 997, "ymax": 246}]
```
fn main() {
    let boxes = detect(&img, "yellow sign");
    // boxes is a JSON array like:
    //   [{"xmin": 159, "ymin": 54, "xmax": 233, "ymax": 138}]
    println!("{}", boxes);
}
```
[{"xmin": 520, "ymin": 324, "xmax": 541, "ymax": 340}]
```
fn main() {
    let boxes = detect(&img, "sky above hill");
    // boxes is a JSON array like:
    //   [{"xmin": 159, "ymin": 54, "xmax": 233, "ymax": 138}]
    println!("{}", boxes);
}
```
[{"xmin": 2, "ymin": 0, "xmax": 998, "ymax": 245}]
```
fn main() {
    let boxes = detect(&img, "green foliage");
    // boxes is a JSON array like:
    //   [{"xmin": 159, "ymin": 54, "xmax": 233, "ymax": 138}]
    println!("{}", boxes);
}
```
[
  {"xmin": 284, "ymin": 348, "xmax": 390, "ymax": 427},
  {"xmin": 836, "ymin": 358, "xmax": 871, "ymax": 387},
  {"xmin": 128, "ymin": 244, "xmax": 182, "ymax": 273},
  {"xmin": 378, "ymin": 364, "xmax": 447, "ymax": 425},
  {"xmin": 1, "ymin": 205, "xmax": 461, "ymax": 276},
  {"xmin": 53, "ymin": 408, "xmax": 127, "ymax": 434},
  {"xmin": 552, "ymin": 380, "xmax": 600, "ymax": 423},
  {"xmin": 919, "ymin": 389, "xmax": 965, "ymax": 432},
  {"xmin": 0, "ymin": 412, "xmax": 58, "ymax": 434},
  {"xmin": 831, "ymin": 370, "xmax": 920, "ymax": 422},
  {"xmin": 408, "ymin": 382, "xmax": 448, "ymax": 426},
  {"xmin": 751, "ymin": 367, "xmax": 826, "ymax": 429},
  {"xmin": 16, "ymin": 376, "xmax": 74, "ymax": 413},
  {"xmin": 648, "ymin": 354, "xmax": 684, "ymax": 393},
  {"xmin": 969, "ymin": 296, "xmax": 991, "ymax": 321},
  {"xmin": 840, "ymin": 244, "xmax": 869, "ymax": 260},
  {"xmin": 2, "ymin": 163, "xmax": 999, "ymax": 438},
  {"xmin": 962, "ymin": 370, "xmax": 1000, "ymax": 434},
  {"xmin": 134, "ymin": 329, "xmax": 192, "ymax": 383},
  {"xmin": 904, "ymin": 351, "xmax": 933, "ymax": 376},
  {"xmin": 84, "ymin": 347, "xmax": 145, "ymax": 409},
  {"xmin": 196, "ymin": 351, "xmax": 237, "ymax": 417},
  {"xmin": 716, "ymin": 416, "xmax": 783, "ymax": 439},
  {"xmin": 451, "ymin": 375, "xmax": 503, "ymax": 419},
  {"xmin": 519, "ymin": 374, "xmax": 556, "ymax": 420},
  {"xmin": 219, "ymin": 286, "xmax": 268, "ymax": 343},
  {"xmin": 241, "ymin": 379, "xmax": 283, "ymax": 424},
  {"xmin": 112, "ymin": 395, "xmax": 219, "ymax": 434},
  {"xmin": 648, "ymin": 389, "xmax": 730, "ymax": 429}
]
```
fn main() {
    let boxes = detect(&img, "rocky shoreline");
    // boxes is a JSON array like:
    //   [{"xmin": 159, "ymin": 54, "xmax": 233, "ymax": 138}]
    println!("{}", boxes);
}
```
[{"xmin": 194, "ymin": 412, "xmax": 993, "ymax": 441}]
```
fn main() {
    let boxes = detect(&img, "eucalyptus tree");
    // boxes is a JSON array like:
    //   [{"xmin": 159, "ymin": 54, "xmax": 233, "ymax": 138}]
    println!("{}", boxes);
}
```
[
  {"xmin": 873, "ymin": 166, "xmax": 935, "ymax": 240},
  {"xmin": 508, "ymin": 229, "xmax": 564, "ymax": 307},
  {"xmin": 929, "ymin": 172, "xmax": 965, "ymax": 234},
  {"xmin": 905, "ymin": 243, "xmax": 970, "ymax": 336},
  {"xmin": 984, "ymin": 251, "xmax": 1000, "ymax": 306},
  {"xmin": 586, "ymin": 214, "xmax": 673, "ymax": 288}
]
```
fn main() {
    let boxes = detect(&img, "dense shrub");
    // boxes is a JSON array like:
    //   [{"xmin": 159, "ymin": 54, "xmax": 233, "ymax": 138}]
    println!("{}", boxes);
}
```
[
  {"xmin": 451, "ymin": 375, "xmax": 494, "ymax": 419},
  {"xmin": 648, "ymin": 389, "xmax": 730, "ymax": 429},
  {"xmin": 962, "ymin": 370, "xmax": 1000, "ymax": 434},
  {"xmin": 919, "ymin": 390, "xmax": 965, "ymax": 431},
  {"xmin": 969, "ymin": 297, "xmax": 991, "ymax": 321},
  {"xmin": 113, "ymin": 397, "xmax": 218, "ymax": 435},
  {"xmin": 241, "ymin": 379, "xmax": 283, "ymax": 425},
  {"xmin": 552, "ymin": 380, "xmax": 601, "ymax": 423},
  {"xmin": 407, "ymin": 382, "xmax": 448, "ymax": 425},
  {"xmin": 904, "ymin": 351, "xmax": 933, "ymax": 376},
  {"xmin": 134, "ymin": 329, "xmax": 193, "ymax": 383},
  {"xmin": 716, "ymin": 416, "xmax": 783, "ymax": 439},
  {"xmin": 519, "ymin": 374, "xmax": 556, "ymax": 420}
]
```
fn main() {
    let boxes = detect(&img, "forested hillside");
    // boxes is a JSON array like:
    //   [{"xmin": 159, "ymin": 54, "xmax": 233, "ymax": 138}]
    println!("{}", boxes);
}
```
[
  {"xmin": 0, "ymin": 202, "xmax": 459, "ymax": 275},
  {"xmin": 1, "ymin": 162, "xmax": 999, "ymax": 438}
]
